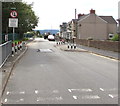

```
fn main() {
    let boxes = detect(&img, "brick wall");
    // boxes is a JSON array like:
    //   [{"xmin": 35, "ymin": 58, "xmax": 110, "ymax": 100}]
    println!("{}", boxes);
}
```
[{"xmin": 75, "ymin": 39, "xmax": 120, "ymax": 52}]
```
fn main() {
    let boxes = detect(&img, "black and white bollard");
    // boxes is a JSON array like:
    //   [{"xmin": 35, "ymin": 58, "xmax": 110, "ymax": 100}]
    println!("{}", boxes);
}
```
[
  {"xmin": 74, "ymin": 44, "xmax": 77, "ymax": 49},
  {"xmin": 71, "ymin": 45, "xmax": 73, "ymax": 49},
  {"xmin": 20, "ymin": 41, "xmax": 22, "ymax": 50},
  {"xmin": 12, "ymin": 43, "xmax": 15, "ymax": 57},
  {"xmin": 14, "ymin": 42, "xmax": 18, "ymax": 54},
  {"xmin": 67, "ymin": 44, "xmax": 70, "ymax": 49}
]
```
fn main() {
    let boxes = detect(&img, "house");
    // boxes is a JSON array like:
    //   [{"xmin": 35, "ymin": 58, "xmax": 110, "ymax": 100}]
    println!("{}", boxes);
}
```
[
  {"xmin": 61, "ymin": 19, "xmax": 78, "ymax": 40},
  {"xmin": 59, "ymin": 22, "xmax": 67, "ymax": 38},
  {"xmin": 77, "ymin": 9, "xmax": 117, "ymax": 40},
  {"xmin": 117, "ymin": 18, "xmax": 120, "ymax": 34}
]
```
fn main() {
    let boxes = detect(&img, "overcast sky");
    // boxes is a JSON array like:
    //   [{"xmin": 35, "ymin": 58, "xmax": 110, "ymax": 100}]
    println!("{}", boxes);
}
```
[{"xmin": 23, "ymin": 0, "xmax": 119, "ymax": 30}]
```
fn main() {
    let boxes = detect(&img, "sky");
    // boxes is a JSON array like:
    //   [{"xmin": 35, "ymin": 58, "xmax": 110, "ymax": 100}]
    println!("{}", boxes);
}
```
[{"xmin": 23, "ymin": 0, "xmax": 120, "ymax": 30}]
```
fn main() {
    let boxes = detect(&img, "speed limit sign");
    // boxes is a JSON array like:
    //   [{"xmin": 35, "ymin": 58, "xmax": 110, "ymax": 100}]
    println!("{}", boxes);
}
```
[{"xmin": 10, "ymin": 10, "xmax": 18, "ymax": 18}]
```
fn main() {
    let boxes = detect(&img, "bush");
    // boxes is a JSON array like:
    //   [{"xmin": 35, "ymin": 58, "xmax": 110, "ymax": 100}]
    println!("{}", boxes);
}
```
[
  {"xmin": 111, "ymin": 34, "xmax": 119, "ymax": 41},
  {"xmin": 23, "ymin": 37, "xmax": 29, "ymax": 41}
]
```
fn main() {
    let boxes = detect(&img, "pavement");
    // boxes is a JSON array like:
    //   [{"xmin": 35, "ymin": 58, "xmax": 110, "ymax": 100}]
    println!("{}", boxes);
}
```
[
  {"xmin": 0, "ymin": 40, "xmax": 32, "ymax": 105},
  {"xmin": 55, "ymin": 43, "xmax": 120, "ymax": 60}
]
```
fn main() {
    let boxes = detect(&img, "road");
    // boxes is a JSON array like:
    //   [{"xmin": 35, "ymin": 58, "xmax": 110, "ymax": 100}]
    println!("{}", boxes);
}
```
[{"xmin": 2, "ymin": 38, "xmax": 118, "ymax": 104}]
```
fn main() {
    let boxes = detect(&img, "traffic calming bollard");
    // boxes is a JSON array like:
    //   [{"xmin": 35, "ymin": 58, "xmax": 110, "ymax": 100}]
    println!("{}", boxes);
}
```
[
  {"xmin": 74, "ymin": 44, "xmax": 77, "ymax": 49},
  {"xmin": 71, "ymin": 45, "xmax": 73, "ymax": 49},
  {"xmin": 68, "ymin": 44, "xmax": 70, "ymax": 49},
  {"xmin": 18, "ymin": 41, "xmax": 20, "ymax": 51},
  {"xmin": 12, "ymin": 43, "xmax": 15, "ymax": 57},
  {"xmin": 14, "ymin": 42, "xmax": 18, "ymax": 54},
  {"xmin": 20, "ymin": 41, "xmax": 22, "ymax": 50}
]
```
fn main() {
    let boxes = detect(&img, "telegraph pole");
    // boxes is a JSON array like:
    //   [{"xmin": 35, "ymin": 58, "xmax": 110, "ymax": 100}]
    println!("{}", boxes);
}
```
[{"xmin": 75, "ymin": 9, "xmax": 77, "ymax": 20}]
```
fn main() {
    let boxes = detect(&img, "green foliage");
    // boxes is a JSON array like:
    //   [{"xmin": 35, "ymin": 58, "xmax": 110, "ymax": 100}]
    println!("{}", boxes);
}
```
[
  {"xmin": 111, "ymin": 34, "xmax": 119, "ymax": 41},
  {"xmin": 2, "ymin": 2, "xmax": 39, "ymax": 40},
  {"xmin": 38, "ymin": 35, "xmax": 43, "ymax": 38},
  {"xmin": 23, "ymin": 37, "xmax": 29, "ymax": 41},
  {"xmin": 13, "ymin": 40, "xmax": 21, "ymax": 43}
]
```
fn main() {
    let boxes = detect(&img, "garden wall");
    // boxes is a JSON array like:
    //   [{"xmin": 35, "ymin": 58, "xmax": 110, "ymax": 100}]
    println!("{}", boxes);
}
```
[{"xmin": 75, "ymin": 39, "xmax": 120, "ymax": 52}]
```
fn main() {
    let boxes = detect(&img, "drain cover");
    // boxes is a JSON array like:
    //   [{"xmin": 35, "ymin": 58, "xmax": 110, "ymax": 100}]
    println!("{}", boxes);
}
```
[{"xmin": 38, "ymin": 49, "xmax": 53, "ymax": 53}]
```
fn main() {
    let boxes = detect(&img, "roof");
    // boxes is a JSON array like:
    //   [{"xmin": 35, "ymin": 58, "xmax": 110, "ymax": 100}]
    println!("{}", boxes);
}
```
[
  {"xmin": 99, "ymin": 16, "xmax": 117, "ymax": 24},
  {"xmin": 117, "ymin": 18, "xmax": 120, "ymax": 21},
  {"xmin": 78, "ymin": 14, "xmax": 117, "ymax": 24},
  {"xmin": 78, "ymin": 14, "xmax": 89, "ymax": 21}
]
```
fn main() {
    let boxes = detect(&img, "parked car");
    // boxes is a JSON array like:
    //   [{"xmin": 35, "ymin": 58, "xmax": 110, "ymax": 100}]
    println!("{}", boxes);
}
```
[{"xmin": 48, "ymin": 35, "xmax": 55, "ymax": 41}]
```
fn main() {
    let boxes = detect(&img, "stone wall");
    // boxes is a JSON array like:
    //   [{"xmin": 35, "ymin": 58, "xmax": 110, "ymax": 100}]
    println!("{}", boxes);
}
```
[{"xmin": 75, "ymin": 39, "xmax": 120, "ymax": 52}]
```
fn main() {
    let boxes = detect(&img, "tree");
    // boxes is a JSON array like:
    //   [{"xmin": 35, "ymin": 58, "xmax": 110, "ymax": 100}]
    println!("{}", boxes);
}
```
[
  {"xmin": 2, "ymin": 2, "xmax": 39, "ymax": 39},
  {"xmin": 36, "ymin": 30, "xmax": 41, "ymax": 36}
]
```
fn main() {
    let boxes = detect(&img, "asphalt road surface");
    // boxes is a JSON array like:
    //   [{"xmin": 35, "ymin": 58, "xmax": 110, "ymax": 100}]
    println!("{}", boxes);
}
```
[{"xmin": 2, "ymin": 38, "xmax": 118, "ymax": 104}]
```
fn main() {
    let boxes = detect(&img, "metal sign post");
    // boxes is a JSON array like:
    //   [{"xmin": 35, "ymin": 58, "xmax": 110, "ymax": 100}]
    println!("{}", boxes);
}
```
[
  {"xmin": 9, "ymin": 18, "xmax": 18, "ymax": 41},
  {"xmin": 13, "ymin": 27, "xmax": 15, "ymax": 41},
  {"xmin": 9, "ymin": 10, "xmax": 18, "ymax": 41}
]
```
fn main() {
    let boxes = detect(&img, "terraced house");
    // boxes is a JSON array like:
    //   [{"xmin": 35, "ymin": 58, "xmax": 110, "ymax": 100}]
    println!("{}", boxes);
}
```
[{"xmin": 77, "ymin": 9, "xmax": 117, "ymax": 40}]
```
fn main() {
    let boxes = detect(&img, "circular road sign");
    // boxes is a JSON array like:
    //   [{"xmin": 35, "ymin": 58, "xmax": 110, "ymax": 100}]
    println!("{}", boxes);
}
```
[{"xmin": 10, "ymin": 10, "xmax": 18, "ymax": 18}]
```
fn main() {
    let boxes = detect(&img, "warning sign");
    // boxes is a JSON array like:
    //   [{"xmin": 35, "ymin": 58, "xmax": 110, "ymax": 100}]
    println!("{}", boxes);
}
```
[
  {"xmin": 9, "ymin": 18, "xmax": 18, "ymax": 27},
  {"xmin": 10, "ymin": 10, "xmax": 18, "ymax": 18}
]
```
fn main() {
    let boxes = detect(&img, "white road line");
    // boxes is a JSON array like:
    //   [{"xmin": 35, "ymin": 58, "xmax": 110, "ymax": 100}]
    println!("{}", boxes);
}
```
[
  {"xmin": 4, "ymin": 98, "xmax": 8, "ymax": 103},
  {"xmin": 70, "ymin": 88, "xmax": 92, "ymax": 92},
  {"xmin": 109, "ymin": 94, "xmax": 114, "ymax": 98},
  {"xmin": 35, "ymin": 90, "xmax": 39, "ymax": 94},
  {"xmin": 37, "ymin": 99, "xmax": 39, "ymax": 102},
  {"xmin": 20, "ymin": 98, "xmax": 24, "ymax": 101},
  {"xmin": 73, "ymin": 96, "xmax": 77, "ymax": 100},
  {"xmin": 53, "ymin": 90, "xmax": 59, "ymax": 93},
  {"xmin": 82, "ymin": 95, "xmax": 100, "ymax": 99},
  {"xmin": 6, "ymin": 91, "xmax": 10, "ymax": 95},
  {"xmin": 68, "ymin": 89, "xmax": 72, "ymax": 92},
  {"xmin": 19, "ymin": 91, "xmax": 25, "ymax": 94},
  {"xmin": 100, "ymin": 88, "xmax": 104, "ymax": 91}
]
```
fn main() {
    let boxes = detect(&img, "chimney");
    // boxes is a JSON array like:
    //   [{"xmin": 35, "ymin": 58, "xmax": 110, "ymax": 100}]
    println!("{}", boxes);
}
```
[
  {"xmin": 78, "ymin": 13, "xmax": 84, "ymax": 19},
  {"xmin": 90, "ymin": 9, "xmax": 95, "ymax": 14}
]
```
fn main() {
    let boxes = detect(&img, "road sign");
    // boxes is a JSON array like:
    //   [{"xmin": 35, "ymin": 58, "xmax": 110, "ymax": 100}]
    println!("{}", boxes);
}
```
[
  {"xmin": 10, "ymin": 10, "xmax": 18, "ymax": 18},
  {"xmin": 9, "ymin": 18, "xmax": 18, "ymax": 27}
]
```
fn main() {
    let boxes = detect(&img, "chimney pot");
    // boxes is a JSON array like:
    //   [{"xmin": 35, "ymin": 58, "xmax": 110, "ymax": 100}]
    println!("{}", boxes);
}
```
[
  {"xmin": 78, "ymin": 13, "xmax": 84, "ymax": 19},
  {"xmin": 90, "ymin": 9, "xmax": 95, "ymax": 14}
]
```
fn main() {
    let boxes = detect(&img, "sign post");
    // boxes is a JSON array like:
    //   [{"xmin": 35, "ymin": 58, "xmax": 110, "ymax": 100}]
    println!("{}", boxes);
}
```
[{"xmin": 9, "ymin": 10, "xmax": 18, "ymax": 41}]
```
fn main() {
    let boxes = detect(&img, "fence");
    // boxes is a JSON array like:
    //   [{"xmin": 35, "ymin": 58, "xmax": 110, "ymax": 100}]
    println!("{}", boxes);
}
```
[{"xmin": 0, "ymin": 41, "xmax": 12, "ymax": 68}]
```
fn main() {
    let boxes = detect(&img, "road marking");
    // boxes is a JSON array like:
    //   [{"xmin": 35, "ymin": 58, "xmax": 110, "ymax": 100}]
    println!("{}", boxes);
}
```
[
  {"xmin": 20, "ymin": 98, "xmax": 24, "ymax": 101},
  {"xmin": 100, "ymin": 88, "xmax": 117, "ymax": 91},
  {"xmin": 82, "ymin": 95, "xmax": 100, "ymax": 99},
  {"xmin": 108, "ymin": 94, "xmax": 118, "ymax": 98},
  {"xmin": 37, "ymin": 96, "xmax": 63, "ymax": 101},
  {"xmin": 6, "ymin": 91, "xmax": 10, "ymax": 95},
  {"xmin": 19, "ymin": 91, "xmax": 25, "ymax": 94},
  {"xmin": 39, "ymin": 49, "xmax": 53, "ymax": 53},
  {"xmin": 37, "ymin": 99, "xmax": 39, "ymax": 102},
  {"xmin": 4, "ymin": 98, "xmax": 8, "ymax": 103},
  {"xmin": 90, "ymin": 53, "xmax": 118, "ymax": 61},
  {"xmin": 53, "ymin": 90, "xmax": 59, "ymax": 93},
  {"xmin": 55, "ymin": 96, "xmax": 63, "ymax": 100},
  {"xmin": 73, "ymin": 96, "xmax": 77, "ymax": 99},
  {"xmin": 70, "ymin": 88, "xmax": 92, "ymax": 92},
  {"xmin": 35, "ymin": 90, "xmax": 39, "ymax": 94},
  {"xmin": 109, "ymin": 94, "xmax": 114, "ymax": 98},
  {"xmin": 68, "ymin": 89, "xmax": 72, "ymax": 92},
  {"xmin": 100, "ymin": 88, "xmax": 104, "ymax": 91}
]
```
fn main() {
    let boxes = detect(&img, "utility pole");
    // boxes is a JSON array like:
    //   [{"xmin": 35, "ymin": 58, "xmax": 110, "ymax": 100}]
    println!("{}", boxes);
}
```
[
  {"xmin": 73, "ymin": 9, "xmax": 77, "ymax": 44},
  {"xmin": 75, "ymin": 9, "xmax": 77, "ymax": 20},
  {"xmin": 75, "ymin": 9, "xmax": 77, "ymax": 37}
]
